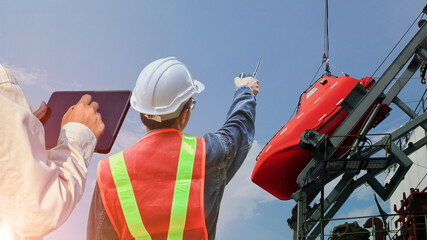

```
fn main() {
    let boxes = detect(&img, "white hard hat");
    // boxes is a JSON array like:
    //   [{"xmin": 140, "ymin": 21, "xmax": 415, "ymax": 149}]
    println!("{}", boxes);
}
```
[{"xmin": 130, "ymin": 57, "xmax": 205, "ymax": 121}]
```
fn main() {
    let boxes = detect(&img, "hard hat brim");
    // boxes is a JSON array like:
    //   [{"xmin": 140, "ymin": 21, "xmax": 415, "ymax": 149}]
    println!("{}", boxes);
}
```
[{"xmin": 193, "ymin": 79, "xmax": 205, "ymax": 94}]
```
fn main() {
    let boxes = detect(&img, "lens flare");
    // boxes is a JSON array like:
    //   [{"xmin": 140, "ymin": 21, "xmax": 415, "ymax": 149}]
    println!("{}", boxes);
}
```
[{"xmin": 0, "ymin": 222, "xmax": 14, "ymax": 240}]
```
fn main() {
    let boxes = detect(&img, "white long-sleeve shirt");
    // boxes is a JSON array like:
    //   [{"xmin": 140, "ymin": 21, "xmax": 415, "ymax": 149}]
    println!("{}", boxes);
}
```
[{"xmin": 0, "ymin": 65, "xmax": 97, "ymax": 239}]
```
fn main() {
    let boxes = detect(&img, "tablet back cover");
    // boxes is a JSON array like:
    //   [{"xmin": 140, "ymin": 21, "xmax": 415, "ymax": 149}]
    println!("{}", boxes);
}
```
[{"xmin": 41, "ymin": 91, "xmax": 131, "ymax": 154}]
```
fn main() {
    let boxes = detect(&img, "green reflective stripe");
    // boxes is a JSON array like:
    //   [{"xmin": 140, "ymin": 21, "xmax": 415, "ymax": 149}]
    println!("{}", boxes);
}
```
[
  {"xmin": 167, "ymin": 134, "xmax": 197, "ymax": 240},
  {"xmin": 109, "ymin": 152, "xmax": 152, "ymax": 240}
]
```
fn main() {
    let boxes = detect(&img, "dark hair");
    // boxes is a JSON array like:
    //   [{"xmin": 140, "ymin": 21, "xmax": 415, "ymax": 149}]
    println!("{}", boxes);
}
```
[{"xmin": 140, "ymin": 98, "xmax": 194, "ymax": 130}]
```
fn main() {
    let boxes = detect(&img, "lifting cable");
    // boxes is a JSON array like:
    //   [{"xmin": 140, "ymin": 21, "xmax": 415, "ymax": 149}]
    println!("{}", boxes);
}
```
[
  {"xmin": 308, "ymin": 0, "xmax": 334, "ymax": 87},
  {"xmin": 370, "ymin": 9, "xmax": 425, "ymax": 82},
  {"xmin": 419, "ymin": 8, "xmax": 427, "ymax": 85},
  {"xmin": 322, "ymin": 0, "xmax": 348, "ymax": 78},
  {"xmin": 299, "ymin": 0, "xmax": 333, "ymax": 122},
  {"xmin": 323, "ymin": 0, "xmax": 331, "ymax": 76}
]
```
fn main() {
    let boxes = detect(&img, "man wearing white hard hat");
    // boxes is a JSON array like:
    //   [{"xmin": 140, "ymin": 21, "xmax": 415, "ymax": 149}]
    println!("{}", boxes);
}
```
[{"xmin": 87, "ymin": 57, "xmax": 259, "ymax": 240}]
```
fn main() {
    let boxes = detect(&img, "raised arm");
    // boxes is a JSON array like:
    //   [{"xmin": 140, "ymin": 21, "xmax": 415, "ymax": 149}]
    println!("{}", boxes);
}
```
[{"xmin": 205, "ymin": 76, "xmax": 259, "ymax": 182}]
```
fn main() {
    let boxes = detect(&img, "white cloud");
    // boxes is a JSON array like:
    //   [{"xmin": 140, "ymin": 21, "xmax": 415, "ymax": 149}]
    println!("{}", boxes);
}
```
[
  {"xmin": 352, "ymin": 185, "xmax": 373, "ymax": 201},
  {"xmin": 325, "ymin": 205, "xmax": 377, "ymax": 236},
  {"xmin": 110, "ymin": 128, "xmax": 145, "ymax": 153},
  {"xmin": 3, "ymin": 63, "xmax": 57, "ymax": 92},
  {"xmin": 312, "ymin": 176, "xmax": 342, "ymax": 203},
  {"xmin": 312, "ymin": 172, "xmax": 377, "ymax": 204},
  {"xmin": 342, "ymin": 205, "xmax": 376, "ymax": 219},
  {"xmin": 72, "ymin": 81, "xmax": 84, "ymax": 89},
  {"xmin": 217, "ymin": 141, "xmax": 278, "ymax": 232}
]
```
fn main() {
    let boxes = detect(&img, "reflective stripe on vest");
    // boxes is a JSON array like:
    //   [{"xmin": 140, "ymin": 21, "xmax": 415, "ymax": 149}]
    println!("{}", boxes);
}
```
[
  {"xmin": 109, "ymin": 133, "xmax": 198, "ymax": 240},
  {"xmin": 109, "ymin": 152, "xmax": 151, "ymax": 240}
]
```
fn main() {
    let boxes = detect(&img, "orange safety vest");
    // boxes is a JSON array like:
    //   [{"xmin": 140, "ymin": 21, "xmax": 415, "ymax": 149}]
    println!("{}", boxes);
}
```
[{"xmin": 97, "ymin": 129, "xmax": 208, "ymax": 240}]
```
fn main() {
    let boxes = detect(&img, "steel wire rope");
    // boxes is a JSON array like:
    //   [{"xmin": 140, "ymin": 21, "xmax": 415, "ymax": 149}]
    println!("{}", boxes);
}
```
[
  {"xmin": 372, "ymin": 76, "xmax": 425, "ymax": 79},
  {"xmin": 307, "ymin": 58, "xmax": 327, "ymax": 89},
  {"xmin": 415, "ymin": 172, "xmax": 427, "ymax": 189},
  {"xmin": 412, "ymin": 162, "xmax": 427, "ymax": 170},
  {"xmin": 370, "ymin": 11, "xmax": 424, "ymax": 79},
  {"xmin": 323, "ymin": 0, "xmax": 330, "ymax": 76},
  {"xmin": 306, "ymin": 0, "xmax": 332, "ymax": 88},
  {"xmin": 329, "ymin": 62, "xmax": 348, "ymax": 76},
  {"xmin": 297, "ymin": 0, "xmax": 331, "ymax": 123}
]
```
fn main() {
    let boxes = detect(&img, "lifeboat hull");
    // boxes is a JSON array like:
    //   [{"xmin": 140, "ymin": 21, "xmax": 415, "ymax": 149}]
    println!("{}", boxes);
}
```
[{"xmin": 252, "ymin": 75, "xmax": 377, "ymax": 200}]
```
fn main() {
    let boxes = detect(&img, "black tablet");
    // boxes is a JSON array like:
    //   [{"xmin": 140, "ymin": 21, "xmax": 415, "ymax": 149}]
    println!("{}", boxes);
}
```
[{"xmin": 41, "ymin": 90, "xmax": 131, "ymax": 154}]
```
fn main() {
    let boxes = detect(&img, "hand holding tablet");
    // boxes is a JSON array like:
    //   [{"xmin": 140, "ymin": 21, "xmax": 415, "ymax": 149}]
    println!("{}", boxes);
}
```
[
  {"xmin": 61, "ymin": 94, "xmax": 105, "ymax": 140},
  {"xmin": 41, "ymin": 91, "xmax": 131, "ymax": 154}
]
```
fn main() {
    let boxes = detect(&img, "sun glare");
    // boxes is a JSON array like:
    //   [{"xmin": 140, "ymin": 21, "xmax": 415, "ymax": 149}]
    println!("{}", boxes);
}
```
[{"xmin": 0, "ymin": 222, "xmax": 14, "ymax": 240}]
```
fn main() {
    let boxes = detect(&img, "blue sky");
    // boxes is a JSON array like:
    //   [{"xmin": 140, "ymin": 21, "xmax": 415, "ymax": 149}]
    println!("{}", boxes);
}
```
[{"xmin": 1, "ymin": 1, "xmax": 426, "ymax": 239}]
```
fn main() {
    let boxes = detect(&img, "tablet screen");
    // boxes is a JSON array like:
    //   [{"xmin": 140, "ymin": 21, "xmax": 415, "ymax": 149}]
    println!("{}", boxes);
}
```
[{"xmin": 41, "ymin": 91, "xmax": 131, "ymax": 154}]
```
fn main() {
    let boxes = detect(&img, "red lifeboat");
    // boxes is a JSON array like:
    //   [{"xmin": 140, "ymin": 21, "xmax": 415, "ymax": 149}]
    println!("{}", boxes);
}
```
[{"xmin": 252, "ymin": 75, "xmax": 379, "ymax": 200}]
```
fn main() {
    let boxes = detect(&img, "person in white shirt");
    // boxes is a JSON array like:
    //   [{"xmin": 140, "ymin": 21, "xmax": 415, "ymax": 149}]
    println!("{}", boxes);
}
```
[{"xmin": 0, "ymin": 64, "xmax": 105, "ymax": 240}]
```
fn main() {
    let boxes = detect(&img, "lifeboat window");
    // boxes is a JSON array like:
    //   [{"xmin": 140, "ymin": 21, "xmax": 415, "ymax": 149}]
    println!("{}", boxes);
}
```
[{"xmin": 306, "ymin": 87, "xmax": 318, "ymax": 99}]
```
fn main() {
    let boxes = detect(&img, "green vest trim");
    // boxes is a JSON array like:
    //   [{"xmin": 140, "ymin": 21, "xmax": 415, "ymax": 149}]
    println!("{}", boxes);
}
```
[
  {"xmin": 167, "ymin": 133, "xmax": 197, "ymax": 240},
  {"xmin": 109, "ymin": 133, "xmax": 198, "ymax": 240},
  {"xmin": 109, "ymin": 151, "xmax": 152, "ymax": 240}
]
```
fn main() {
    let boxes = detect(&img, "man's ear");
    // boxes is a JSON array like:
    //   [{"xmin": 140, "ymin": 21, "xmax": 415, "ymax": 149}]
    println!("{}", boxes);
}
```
[{"xmin": 179, "ymin": 109, "xmax": 189, "ymax": 126}]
